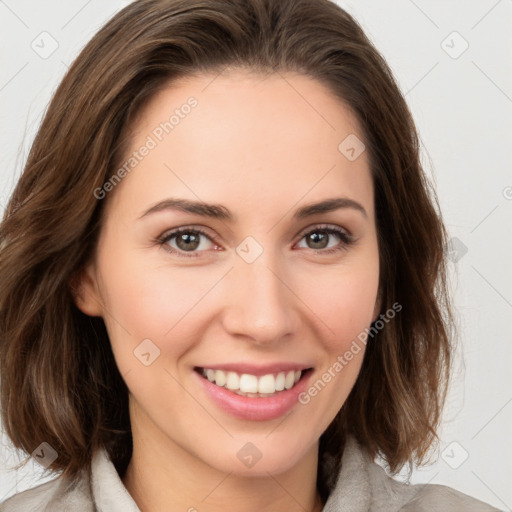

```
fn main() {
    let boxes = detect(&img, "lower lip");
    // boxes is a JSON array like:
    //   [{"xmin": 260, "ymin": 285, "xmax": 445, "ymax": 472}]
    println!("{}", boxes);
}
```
[{"xmin": 194, "ymin": 369, "xmax": 313, "ymax": 421}]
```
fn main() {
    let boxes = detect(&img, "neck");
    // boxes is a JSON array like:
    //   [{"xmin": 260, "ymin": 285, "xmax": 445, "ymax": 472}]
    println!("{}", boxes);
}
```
[{"xmin": 122, "ymin": 411, "xmax": 325, "ymax": 512}]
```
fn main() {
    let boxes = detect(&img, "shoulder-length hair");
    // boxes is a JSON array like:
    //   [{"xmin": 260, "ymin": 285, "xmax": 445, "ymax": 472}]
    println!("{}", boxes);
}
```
[{"xmin": 0, "ymin": 0, "xmax": 452, "ymax": 501}]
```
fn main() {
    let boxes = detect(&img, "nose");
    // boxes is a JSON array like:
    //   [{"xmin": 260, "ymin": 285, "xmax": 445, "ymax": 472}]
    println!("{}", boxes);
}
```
[{"xmin": 220, "ymin": 250, "xmax": 300, "ymax": 346}]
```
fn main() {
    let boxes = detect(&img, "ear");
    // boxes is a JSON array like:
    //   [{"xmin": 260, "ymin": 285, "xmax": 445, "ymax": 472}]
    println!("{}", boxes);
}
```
[{"xmin": 69, "ymin": 264, "xmax": 104, "ymax": 317}]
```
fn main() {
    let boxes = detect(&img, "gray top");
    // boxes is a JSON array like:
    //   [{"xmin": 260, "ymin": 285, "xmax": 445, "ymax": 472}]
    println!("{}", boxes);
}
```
[{"xmin": 0, "ymin": 435, "xmax": 501, "ymax": 511}]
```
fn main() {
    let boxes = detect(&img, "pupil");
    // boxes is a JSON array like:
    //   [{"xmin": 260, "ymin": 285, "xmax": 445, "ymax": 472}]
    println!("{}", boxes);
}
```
[
  {"xmin": 175, "ymin": 231, "xmax": 329, "ymax": 252},
  {"xmin": 177, "ymin": 233, "xmax": 200, "ymax": 251},
  {"xmin": 309, "ymin": 232, "xmax": 328, "ymax": 249}
]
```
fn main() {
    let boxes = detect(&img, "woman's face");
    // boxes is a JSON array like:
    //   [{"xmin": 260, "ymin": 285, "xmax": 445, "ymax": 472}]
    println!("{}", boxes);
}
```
[{"xmin": 78, "ymin": 69, "xmax": 380, "ymax": 475}]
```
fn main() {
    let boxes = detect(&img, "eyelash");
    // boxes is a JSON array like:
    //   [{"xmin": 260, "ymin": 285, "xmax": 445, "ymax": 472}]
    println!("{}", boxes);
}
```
[{"xmin": 157, "ymin": 224, "xmax": 354, "ymax": 259}]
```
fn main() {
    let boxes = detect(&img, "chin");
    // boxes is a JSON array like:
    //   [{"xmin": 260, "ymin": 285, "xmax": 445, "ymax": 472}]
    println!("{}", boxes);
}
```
[{"xmin": 193, "ymin": 431, "xmax": 317, "ymax": 477}]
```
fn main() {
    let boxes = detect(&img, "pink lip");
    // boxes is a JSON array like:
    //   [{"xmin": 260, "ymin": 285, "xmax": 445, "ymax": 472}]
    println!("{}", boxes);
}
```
[
  {"xmin": 193, "ymin": 368, "xmax": 313, "ymax": 421},
  {"xmin": 194, "ymin": 362, "xmax": 312, "ymax": 376}
]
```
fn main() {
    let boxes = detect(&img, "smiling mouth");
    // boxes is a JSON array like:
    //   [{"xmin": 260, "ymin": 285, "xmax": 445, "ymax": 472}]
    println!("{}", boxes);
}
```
[{"xmin": 194, "ymin": 367, "xmax": 313, "ymax": 397}]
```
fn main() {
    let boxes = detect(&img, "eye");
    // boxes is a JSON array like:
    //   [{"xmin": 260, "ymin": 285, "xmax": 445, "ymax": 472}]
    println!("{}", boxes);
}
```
[
  {"xmin": 158, "ymin": 227, "xmax": 218, "ymax": 258},
  {"xmin": 157, "ymin": 224, "xmax": 354, "ymax": 258},
  {"xmin": 295, "ymin": 224, "xmax": 354, "ymax": 254}
]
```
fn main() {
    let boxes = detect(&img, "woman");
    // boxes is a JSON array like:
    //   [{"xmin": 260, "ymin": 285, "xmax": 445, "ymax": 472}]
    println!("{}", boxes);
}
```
[{"xmin": 0, "ymin": 0, "xmax": 501, "ymax": 510}]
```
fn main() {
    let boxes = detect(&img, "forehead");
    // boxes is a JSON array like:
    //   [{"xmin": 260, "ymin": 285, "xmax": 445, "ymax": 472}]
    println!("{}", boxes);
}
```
[
  {"xmin": 108, "ymin": 69, "xmax": 373, "ymax": 221},
  {"xmin": 134, "ymin": 68, "xmax": 364, "ymax": 153}
]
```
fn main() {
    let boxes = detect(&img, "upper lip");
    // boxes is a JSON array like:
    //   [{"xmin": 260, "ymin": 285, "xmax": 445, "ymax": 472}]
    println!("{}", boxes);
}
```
[{"xmin": 194, "ymin": 363, "xmax": 313, "ymax": 376}]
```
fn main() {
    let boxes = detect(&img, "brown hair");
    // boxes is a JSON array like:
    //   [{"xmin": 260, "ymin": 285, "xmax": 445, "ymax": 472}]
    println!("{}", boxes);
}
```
[{"xmin": 0, "ymin": 0, "xmax": 452, "ymax": 502}]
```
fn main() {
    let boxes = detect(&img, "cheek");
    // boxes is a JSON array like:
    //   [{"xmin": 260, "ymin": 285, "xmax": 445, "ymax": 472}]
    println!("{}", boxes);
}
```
[
  {"xmin": 292, "ymin": 265, "xmax": 378, "ymax": 443},
  {"xmin": 300, "ymin": 258, "xmax": 379, "ymax": 347},
  {"xmin": 97, "ymin": 226, "xmax": 379, "ymax": 374},
  {"xmin": 95, "ymin": 242, "xmax": 219, "ymax": 370}
]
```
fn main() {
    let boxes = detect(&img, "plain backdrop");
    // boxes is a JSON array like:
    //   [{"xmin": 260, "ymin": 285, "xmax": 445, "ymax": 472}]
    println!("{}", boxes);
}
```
[{"xmin": 0, "ymin": 0, "xmax": 511, "ymax": 510}]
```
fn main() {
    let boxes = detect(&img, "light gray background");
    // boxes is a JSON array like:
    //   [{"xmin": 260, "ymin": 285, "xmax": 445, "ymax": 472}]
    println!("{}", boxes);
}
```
[{"xmin": 1, "ymin": 0, "xmax": 511, "ymax": 509}]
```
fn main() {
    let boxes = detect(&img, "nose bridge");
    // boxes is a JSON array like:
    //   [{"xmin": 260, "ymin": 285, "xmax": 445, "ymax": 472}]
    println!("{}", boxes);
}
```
[{"xmin": 221, "ymin": 243, "xmax": 298, "ymax": 344}]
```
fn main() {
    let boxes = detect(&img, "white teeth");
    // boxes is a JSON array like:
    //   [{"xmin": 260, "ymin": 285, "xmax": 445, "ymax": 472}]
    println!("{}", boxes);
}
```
[
  {"xmin": 239, "ymin": 374, "xmax": 259, "ymax": 393},
  {"xmin": 275, "ymin": 372, "xmax": 285, "ymax": 391},
  {"xmin": 199, "ymin": 367, "xmax": 305, "ymax": 395},
  {"xmin": 225, "ymin": 371, "xmax": 239, "ymax": 390},
  {"xmin": 214, "ymin": 369, "xmax": 226, "ymax": 387},
  {"xmin": 258, "ymin": 374, "xmax": 275, "ymax": 394},
  {"xmin": 284, "ymin": 370, "xmax": 295, "ymax": 390}
]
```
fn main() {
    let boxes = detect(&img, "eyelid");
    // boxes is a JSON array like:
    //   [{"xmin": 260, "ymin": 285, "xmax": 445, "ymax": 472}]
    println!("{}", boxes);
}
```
[
  {"xmin": 157, "ymin": 225, "xmax": 220, "ymax": 256},
  {"xmin": 295, "ymin": 222, "xmax": 352, "ymax": 240},
  {"xmin": 159, "ymin": 222, "xmax": 352, "ymax": 242},
  {"xmin": 157, "ymin": 222, "xmax": 354, "ymax": 257},
  {"xmin": 159, "ymin": 224, "xmax": 217, "ymax": 241}
]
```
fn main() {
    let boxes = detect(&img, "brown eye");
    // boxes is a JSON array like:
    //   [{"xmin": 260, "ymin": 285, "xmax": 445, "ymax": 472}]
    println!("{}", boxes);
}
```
[
  {"xmin": 159, "ymin": 228, "xmax": 216, "ymax": 257},
  {"xmin": 175, "ymin": 232, "xmax": 201, "ymax": 251},
  {"xmin": 305, "ymin": 231, "xmax": 330, "ymax": 249},
  {"xmin": 296, "ymin": 226, "xmax": 353, "ymax": 254}
]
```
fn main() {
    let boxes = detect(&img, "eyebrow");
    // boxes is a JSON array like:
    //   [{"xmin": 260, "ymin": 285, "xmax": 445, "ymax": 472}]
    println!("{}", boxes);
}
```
[{"xmin": 139, "ymin": 196, "xmax": 367, "ymax": 221}]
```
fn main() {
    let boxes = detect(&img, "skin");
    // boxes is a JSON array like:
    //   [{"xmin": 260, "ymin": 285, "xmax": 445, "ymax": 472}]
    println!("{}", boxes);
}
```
[{"xmin": 75, "ymin": 68, "xmax": 380, "ymax": 512}]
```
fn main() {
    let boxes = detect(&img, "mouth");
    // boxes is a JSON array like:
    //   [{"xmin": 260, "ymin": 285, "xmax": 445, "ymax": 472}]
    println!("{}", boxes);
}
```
[{"xmin": 194, "ymin": 366, "xmax": 313, "ymax": 398}]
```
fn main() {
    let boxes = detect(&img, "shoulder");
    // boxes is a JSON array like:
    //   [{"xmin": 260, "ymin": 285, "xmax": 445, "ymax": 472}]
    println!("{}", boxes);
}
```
[
  {"xmin": 323, "ymin": 435, "xmax": 503, "ymax": 511},
  {"xmin": 0, "ymin": 471, "xmax": 93, "ymax": 512},
  {"xmin": 397, "ymin": 481, "xmax": 503, "ymax": 511},
  {"xmin": 1, "ymin": 448, "xmax": 138, "ymax": 512},
  {"xmin": 364, "ymin": 444, "xmax": 503, "ymax": 512},
  {"xmin": 366, "ymin": 460, "xmax": 502, "ymax": 511}
]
